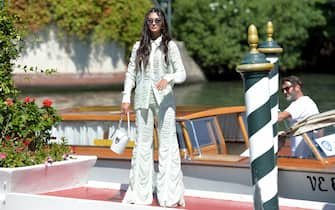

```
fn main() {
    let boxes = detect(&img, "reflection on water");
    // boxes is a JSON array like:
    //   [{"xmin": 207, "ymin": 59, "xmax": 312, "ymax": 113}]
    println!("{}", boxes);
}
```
[{"xmin": 19, "ymin": 73, "xmax": 334, "ymax": 112}]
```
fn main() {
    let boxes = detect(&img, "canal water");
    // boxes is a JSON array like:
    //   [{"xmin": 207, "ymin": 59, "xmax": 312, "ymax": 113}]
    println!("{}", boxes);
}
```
[{"xmin": 19, "ymin": 73, "xmax": 335, "ymax": 113}]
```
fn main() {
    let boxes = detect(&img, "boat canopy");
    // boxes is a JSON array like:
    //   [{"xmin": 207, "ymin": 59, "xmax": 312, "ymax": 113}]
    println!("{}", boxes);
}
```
[{"xmin": 287, "ymin": 109, "xmax": 335, "ymax": 136}]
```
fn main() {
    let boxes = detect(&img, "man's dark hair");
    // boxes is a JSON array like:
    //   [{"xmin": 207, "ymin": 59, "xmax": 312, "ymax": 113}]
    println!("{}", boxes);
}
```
[{"xmin": 282, "ymin": 75, "xmax": 303, "ymax": 88}]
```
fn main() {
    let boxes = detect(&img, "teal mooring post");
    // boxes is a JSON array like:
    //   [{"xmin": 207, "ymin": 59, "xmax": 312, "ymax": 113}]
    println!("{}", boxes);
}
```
[{"xmin": 236, "ymin": 25, "xmax": 278, "ymax": 210}]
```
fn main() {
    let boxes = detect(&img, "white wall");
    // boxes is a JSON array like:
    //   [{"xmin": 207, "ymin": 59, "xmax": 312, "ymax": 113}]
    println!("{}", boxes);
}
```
[
  {"xmin": 14, "ymin": 26, "xmax": 127, "ymax": 74},
  {"xmin": 14, "ymin": 26, "xmax": 206, "ymax": 82}
]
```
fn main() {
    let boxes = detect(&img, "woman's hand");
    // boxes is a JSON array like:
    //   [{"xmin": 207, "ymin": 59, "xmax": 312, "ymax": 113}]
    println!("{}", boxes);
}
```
[
  {"xmin": 156, "ymin": 79, "xmax": 168, "ymax": 91},
  {"xmin": 121, "ymin": 103, "xmax": 131, "ymax": 113}
]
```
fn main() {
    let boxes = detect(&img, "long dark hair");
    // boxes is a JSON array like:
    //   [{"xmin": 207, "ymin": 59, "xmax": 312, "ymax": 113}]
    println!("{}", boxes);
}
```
[{"xmin": 136, "ymin": 7, "xmax": 171, "ymax": 70}]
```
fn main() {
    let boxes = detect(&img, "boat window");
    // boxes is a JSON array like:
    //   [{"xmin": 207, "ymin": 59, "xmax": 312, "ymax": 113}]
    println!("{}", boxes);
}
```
[
  {"xmin": 217, "ymin": 113, "xmax": 246, "ymax": 142},
  {"xmin": 176, "ymin": 117, "xmax": 224, "ymax": 155}
]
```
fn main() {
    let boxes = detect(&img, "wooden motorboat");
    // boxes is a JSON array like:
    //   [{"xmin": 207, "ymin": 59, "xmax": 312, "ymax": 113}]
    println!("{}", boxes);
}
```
[{"xmin": 52, "ymin": 106, "xmax": 335, "ymax": 204}]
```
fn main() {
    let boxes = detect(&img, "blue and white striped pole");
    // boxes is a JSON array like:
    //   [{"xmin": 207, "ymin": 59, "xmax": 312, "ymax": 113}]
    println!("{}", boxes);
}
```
[{"xmin": 236, "ymin": 25, "xmax": 278, "ymax": 210}]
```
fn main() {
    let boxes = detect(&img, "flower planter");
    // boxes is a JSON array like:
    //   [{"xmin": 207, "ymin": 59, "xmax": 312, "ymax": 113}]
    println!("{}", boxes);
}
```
[{"xmin": 0, "ymin": 155, "xmax": 97, "ymax": 196}]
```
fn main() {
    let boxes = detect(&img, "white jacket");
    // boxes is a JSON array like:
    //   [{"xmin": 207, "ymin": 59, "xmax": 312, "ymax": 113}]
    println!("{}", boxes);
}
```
[{"xmin": 122, "ymin": 37, "xmax": 186, "ymax": 110}]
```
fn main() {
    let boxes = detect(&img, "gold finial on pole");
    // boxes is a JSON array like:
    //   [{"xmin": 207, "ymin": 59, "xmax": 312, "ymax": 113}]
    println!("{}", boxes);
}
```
[
  {"xmin": 267, "ymin": 21, "xmax": 273, "ymax": 42},
  {"xmin": 236, "ymin": 24, "xmax": 274, "ymax": 73},
  {"xmin": 258, "ymin": 21, "xmax": 283, "ymax": 54},
  {"xmin": 248, "ymin": 24, "xmax": 259, "ymax": 54}
]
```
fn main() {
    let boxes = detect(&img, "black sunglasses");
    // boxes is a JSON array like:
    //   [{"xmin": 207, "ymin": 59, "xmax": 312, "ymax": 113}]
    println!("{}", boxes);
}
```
[
  {"xmin": 146, "ymin": 18, "xmax": 161, "ymax": 25},
  {"xmin": 281, "ymin": 86, "xmax": 293, "ymax": 93}
]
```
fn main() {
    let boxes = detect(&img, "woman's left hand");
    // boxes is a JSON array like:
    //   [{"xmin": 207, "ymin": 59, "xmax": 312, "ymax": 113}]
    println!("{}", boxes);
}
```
[{"xmin": 156, "ymin": 79, "xmax": 168, "ymax": 91}]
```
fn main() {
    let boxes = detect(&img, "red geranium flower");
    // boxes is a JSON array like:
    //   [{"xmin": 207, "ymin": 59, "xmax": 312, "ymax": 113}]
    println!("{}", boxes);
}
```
[
  {"xmin": 23, "ymin": 96, "xmax": 31, "ymax": 104},
  {"xmin": 42, "ymin": 99, "xmax": 53, "ymax": 107}
]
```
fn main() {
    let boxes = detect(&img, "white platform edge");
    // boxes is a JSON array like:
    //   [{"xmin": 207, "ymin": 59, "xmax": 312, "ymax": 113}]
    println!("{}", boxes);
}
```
[{"xmin": 4, "ymin": 192, "xmax": 176, "ymax": 210}]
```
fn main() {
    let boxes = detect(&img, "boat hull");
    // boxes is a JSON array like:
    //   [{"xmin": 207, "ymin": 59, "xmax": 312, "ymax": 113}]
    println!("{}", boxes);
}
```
[
  {"xmin": 54, "ymin": 105, "xmax": 335, "ymax": 204},
  {"xmin": 279, "ymin": 169, "xmax": 335, "ymax": 203}
]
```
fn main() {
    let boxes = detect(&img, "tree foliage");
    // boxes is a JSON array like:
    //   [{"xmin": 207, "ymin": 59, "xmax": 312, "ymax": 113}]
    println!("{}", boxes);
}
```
[
  {"xmin": 0, "ymin": 12, "xmax": 22, "ymax": 99},
  {"xmin": 172, "ymin": 0, "xmax": 327, "ymax": 77},
  {"xmin": 4, "ymin": 0, "xmax": 332, "ymax": 78},
  {"xmin": 7, "ymin": 0, "xmax": 153, "ymax": 52}
]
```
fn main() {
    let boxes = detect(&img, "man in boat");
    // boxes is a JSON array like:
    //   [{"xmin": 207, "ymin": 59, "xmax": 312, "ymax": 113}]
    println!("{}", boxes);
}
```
[{"xmin": 278, "ymin": 75, "xmax": 319, "ymax": 158}]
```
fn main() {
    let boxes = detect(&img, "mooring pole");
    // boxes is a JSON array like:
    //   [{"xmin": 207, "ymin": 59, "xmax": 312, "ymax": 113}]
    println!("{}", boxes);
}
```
[
  {"xmin": 258, "ymin": 21, "xmax": 283, "ymax": 157},
  {"xmin": 257, "ymin": 21, "xmax": 283, "ymax": 209},
  {"xmin": 236, "ymin": 25, "xmax": 278, "ymax": 210}
]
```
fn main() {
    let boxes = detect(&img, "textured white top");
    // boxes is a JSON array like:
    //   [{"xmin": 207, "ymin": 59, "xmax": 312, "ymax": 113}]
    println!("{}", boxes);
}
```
[{"xmin": 122, "ymin": 37, "xmax": 186, "ymax": 109}]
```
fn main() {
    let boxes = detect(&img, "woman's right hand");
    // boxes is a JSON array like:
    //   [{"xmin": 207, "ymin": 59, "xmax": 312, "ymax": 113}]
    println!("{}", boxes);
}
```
[{"xmin": 121, "ymin": 103, "xmax": 130, "ymax": 113}]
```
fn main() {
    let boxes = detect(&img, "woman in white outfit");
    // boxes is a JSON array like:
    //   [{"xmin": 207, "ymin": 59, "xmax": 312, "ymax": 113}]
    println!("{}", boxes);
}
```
[{"xmin": 121, "ymin": 7, "xmax": 186, "ymax": 207}]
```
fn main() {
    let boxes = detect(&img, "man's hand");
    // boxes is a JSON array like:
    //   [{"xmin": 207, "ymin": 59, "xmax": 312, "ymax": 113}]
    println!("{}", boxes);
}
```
[{"xmin": 278, "ymin": 130, "xmax": 286, "ymax": 137}]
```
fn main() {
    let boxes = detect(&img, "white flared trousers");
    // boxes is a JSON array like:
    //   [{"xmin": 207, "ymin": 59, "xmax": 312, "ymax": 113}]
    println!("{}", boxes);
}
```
[{"xmin": 122, "ymin": 95, "xmax": 185, "ymax": 207}]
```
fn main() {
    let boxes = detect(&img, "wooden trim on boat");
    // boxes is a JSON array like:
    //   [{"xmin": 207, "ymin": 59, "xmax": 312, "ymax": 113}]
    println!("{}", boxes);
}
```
[
  {"xmin": 71, "ymin": 144, "xmax": 335, "ymax": 173},
  {"xmin": 70, "ymin": 145, "xmax": 251, "ymax": 166},
  {"xmin": 214, "ymin": 117, "xmax": 227, "ymax": 154},
  {"xmin": 278, "ymin": 157, "xmax": 335, "ymax": 172},
  {"xmin": 59, "ymin": 105, "xmax": 215, "ymax": 121},
  {"xmin": 192, "ymin": 154, "xmax": 247, "ymax": 162},
  {"xmin": 302, "ymin": 133, "xmax": 328, "ymax": 165},
  {"xmin": 60, "ymin": 111, "xmax": 136, "ymax": 121},
  {"xmin": 176, "ymin": 106, "xmax": 246, "ymax": 120},
  {"xmin": 237, "ymin": 113, "xmax": 249, "ymax": 148},
  {"xmin": 71, "ymin": 146, "xmax": 158, "ymax": 161},
  {"xmin": 180, "ymin": 121, "xmax": 194, "ymax": 157}
]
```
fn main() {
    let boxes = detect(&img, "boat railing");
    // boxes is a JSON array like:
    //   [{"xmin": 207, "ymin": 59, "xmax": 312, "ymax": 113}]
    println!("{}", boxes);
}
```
[
  {"xmin": 53, "ymin": 106, "xmax": 250, "ymax": 161},
  {"xmin": 175, "ymin": 106, "xmax": 249, "ymax": 162}
]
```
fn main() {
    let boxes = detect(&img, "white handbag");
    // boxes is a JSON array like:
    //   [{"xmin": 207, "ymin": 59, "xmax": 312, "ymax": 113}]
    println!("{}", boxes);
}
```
[{"xmin": 110, "ymin": 112, "xmax": 131, "ymax": 154}]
